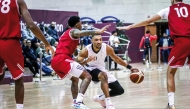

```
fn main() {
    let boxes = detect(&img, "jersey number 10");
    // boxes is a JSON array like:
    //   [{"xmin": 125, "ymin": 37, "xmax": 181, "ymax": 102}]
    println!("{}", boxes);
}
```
[
  {"xmin": 0, "ymin": 0, "xmax": 11, "ymax": 14},
  {"xmin": 174, "ymin": 7, "xmax": 189, "ymax": 18}
]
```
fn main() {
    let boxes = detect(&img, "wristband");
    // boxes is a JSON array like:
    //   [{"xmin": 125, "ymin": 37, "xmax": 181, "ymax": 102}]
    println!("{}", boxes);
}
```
[
  {"xmin": 81, "ymin": 58, "xmax": 88, "ymax": 63},
  {"xmin": 126, "ymin": 65, "xmax": 132, "ymax": 69}
]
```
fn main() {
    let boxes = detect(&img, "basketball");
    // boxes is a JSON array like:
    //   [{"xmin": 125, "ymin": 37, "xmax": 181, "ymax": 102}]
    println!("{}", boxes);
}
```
[{"xmin": 130, "ymin": 69, "xmax": 144, "ymax": 84}]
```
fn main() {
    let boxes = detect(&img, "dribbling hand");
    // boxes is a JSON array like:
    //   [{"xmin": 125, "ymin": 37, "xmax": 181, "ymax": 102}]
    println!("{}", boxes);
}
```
[{"xmin": 86, "ymin": 56, "xmax": 96, "ymax": 63}]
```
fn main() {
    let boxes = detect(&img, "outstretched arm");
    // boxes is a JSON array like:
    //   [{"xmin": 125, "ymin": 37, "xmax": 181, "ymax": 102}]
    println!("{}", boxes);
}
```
[
  {"xmin": 18, "ymin": 0, "xmax": 54, "ymax": 56},
  {"xmin": 70, "ymin": 25, "xmax": 110, "ymax": 38},
  {"xmin": 117, "ymin": 14, "xmax": 161, "ymax": 30}
]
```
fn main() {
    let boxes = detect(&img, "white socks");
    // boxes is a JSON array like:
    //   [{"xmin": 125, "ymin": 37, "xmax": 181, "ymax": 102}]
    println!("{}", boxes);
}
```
[
  {"xmin": 105, "ymin": 97, "xmax": 112, "ymax": 105},
  {"xmin": 168, "ymin": 92, "xmax": 174, "ymax": 106},
  {"xmin": 16, "ymin": 104, "xmax": 23, "ymax": 109},
  {"xmin": 76, "ymin": 93, "xmax": 84, "ymax": 103},
  {"xmin": 99, "ymin": 94, "xmax": 105, "ymax": 101}
]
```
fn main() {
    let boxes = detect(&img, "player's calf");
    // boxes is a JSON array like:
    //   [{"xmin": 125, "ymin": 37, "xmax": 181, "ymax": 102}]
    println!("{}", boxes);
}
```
[{"xmin": 14, "ymin": 77, "xmax": 24, "ymax": 109}]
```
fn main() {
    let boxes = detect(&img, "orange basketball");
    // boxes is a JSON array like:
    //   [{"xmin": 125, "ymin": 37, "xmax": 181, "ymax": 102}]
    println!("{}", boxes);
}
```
[{"xmin": 130, "ymin": 69, "xmax": 144, "ymax": 84}]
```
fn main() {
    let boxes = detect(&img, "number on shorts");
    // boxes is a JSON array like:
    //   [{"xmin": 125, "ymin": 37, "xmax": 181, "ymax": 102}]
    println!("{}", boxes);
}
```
[
  {"xmin": 174, "ymin": 7, "xmax": 189, "ymax": 17},
  {"xmin": 0, "ymin": 0, "xmax": 11, "ymax": 14}
]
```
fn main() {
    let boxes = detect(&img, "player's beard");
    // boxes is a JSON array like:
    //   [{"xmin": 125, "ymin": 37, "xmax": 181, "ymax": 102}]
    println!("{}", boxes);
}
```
[{"xmin": 96, "ymin": 43, "xmax": 101, "ymax": 49}]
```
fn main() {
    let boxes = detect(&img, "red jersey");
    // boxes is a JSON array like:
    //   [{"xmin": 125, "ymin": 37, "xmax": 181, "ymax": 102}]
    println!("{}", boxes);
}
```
[
  {"xmin": 0, "ymin": 0, "xmax": 21, "ymax": 39},
  {"xmin": 157, "ymin": 2, "xmax": 190, "ymax": 39},
  {"xmin": 55, "ymin": 28, "xmax": 79, "ymax": 57},
  {"xmin": 169, "ymin": 3, "xmax": 190, "ymax": 37}
]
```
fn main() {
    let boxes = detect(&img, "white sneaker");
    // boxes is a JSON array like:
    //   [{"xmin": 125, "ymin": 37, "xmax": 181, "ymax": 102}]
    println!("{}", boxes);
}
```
[
  {"xmin": 71, "ymin": 100, "xmax": 76, "ymax": 107},
  {"xmin": 93, "ymin": 95, "xmax": 106, "ymax": 108},
  {"xmin": 35, "ymin": 73, "xmax": 40, "ymax": 78},
  {"xmin": 72, "ymin": 102, "xmax": 89, "ymax": 109},
  {"xmin": 106, "ymin": 104, "xmax": 115, "ymax": 109}
]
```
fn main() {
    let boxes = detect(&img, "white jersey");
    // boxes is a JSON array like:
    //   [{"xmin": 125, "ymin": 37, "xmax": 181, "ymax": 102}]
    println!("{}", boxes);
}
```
[
  {"xmin": 85, "ymin": 43, "xmax": 107, "ymax": 69},
  {"xmin": 85, "ymin": 43, "xmax": 117, "ymax": 83}
]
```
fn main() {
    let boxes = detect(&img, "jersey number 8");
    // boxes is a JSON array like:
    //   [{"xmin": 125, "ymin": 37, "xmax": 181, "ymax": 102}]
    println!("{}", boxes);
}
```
[
  {"xmin": 174, "ymin": 7, "xmax": 189, "ymax": 18},
  {"xmin": 0, "ymin": 0, "xmax": 11, "ymax": 14}
]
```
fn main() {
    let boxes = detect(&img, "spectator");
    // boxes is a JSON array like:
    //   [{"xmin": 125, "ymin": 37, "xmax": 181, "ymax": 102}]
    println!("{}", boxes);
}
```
[
  {"xmin": 36, "ymin": 41, "xmax": 51, "ymax": 65},
  {"xmin": 21, "ymin": 38, "xmax": 27, "ymax": 50},
  {"xmin": 23, "ymin": 39, "xmax": 40, "ymax": 77},
  {"xmin": 22, "ymin": 25, "xmax": 35, "ymax": 40},
  {"xmin": 39, "ymin": 23, "xmax": 56, "ymax": 46},
  {"xmin": 109, "ymin": 31, "xmax": 120, "ymax": 70},
  {"xmin": 156, "ymin": 33, "xmax": 172, "ymax": 65},
  {"xmin": 31, "ymin": 37, "xmax": 40, "ymax": 50},
  {"xmin": 48, "ymin": 22, "xmax": 59, "ymax": 41},
  {"xmin": 38, "ymin": 62, "xmax": 55, "ymax": 76},
  {"xmin": 49, "ymin": 41, "xmax": 58, "ymax": 55},
  {"xmin": 139, "ymin": 30, "xmax": 157, "ymax": 64}
]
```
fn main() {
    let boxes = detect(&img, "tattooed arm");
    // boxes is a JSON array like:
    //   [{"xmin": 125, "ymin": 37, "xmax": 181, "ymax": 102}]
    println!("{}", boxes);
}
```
[{"xmin": 70, "ymin": 25, "xmax": 110, "ymax": 38}]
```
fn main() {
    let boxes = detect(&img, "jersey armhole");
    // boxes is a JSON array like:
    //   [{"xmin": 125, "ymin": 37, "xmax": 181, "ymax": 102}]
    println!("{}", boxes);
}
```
[
  {"xmin": 16, "ymin": 0, "xmax": 21, "ymax": 16},
  {"xmin": 69, "ymin": 29, "xmax": 79, "ymax": 40}
]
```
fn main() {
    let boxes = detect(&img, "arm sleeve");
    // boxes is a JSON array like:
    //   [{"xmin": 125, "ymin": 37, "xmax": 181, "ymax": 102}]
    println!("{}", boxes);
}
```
[
  {"xmin": 157, "ymin": 7, "xmax": 169, "ymax": 19},
  {"xmin": 150, "ymin": 35, "xmax": 158, "ymax": 40}
]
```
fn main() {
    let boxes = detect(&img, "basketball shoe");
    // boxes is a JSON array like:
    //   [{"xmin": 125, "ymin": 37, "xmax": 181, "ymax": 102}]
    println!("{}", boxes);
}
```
[
  {"xmin": 106, "ymin": 104, "xmax": 115, "ymax": 109},
  {"xmin": 165, "ymin": 103, "xmax": 176, "ymax": 109},
  {"xmin": 71, "ymin": 102, "xmax": 89, "ymax": 109},
  {"xmin": 93, "ymin": 95, "xmax": 106, "ymax": 108}
]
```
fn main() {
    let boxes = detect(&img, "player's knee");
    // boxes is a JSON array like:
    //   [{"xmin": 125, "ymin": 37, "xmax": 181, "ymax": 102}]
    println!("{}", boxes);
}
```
[
  {"xmin": 71, "ymin": 77, "xmax": 79, "ymax": 84},
  {"xmin": 117, "ymin": 87, "xmax": 124, "ymax": 95},
  {"xmin": 84, "ymin": 71, "xmax": 92, "ymax": 81},
  {"xmin": 98, "ymin": 72, "xmax": 108, "ymax": 81},
  {"xmin": 15, "ymin": 77, "xmax": 23, "ymax": 85}
]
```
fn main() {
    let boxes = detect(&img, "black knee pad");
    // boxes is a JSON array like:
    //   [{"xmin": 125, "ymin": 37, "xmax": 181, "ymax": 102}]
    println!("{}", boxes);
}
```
[{"xmin": 109, "ymin": 80, "xmax": 124, "ymax": 95}]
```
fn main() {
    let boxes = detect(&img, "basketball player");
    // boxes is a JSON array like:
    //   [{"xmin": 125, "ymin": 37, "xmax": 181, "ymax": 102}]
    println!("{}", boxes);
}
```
[
  {"xmin": 0, "ymin": 0, "xmax": 54, "ymax": 109},
  {"xmin": 51, "ymin": 16, "xmax": 110, "ymax": 109},
  {"xmin": 76, "ymin": 35, "xmax": 136, "ymax": 109},
  {"xmin": 117, "ymin": 0, "xmax": 190, "ymax": 108}
]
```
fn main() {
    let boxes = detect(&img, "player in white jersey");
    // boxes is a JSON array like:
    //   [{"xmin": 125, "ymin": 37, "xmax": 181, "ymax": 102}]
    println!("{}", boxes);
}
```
[{"xmin": 77, "ymin": 35, "xmax": 136, "ymax": 109}]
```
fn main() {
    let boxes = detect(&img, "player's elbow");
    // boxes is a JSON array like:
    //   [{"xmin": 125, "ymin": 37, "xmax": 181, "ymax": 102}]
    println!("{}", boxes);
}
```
[
  {"xmin": 27, "ymin": 22, "xmax": 36, "ymax": 30},
  {"xmin": 144, "ymin": 20, "xmax": 152, "ymax": 25}
]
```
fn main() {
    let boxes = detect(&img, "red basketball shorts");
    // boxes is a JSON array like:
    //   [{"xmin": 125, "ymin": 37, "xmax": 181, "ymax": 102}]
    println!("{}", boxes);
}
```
[
  {"xmin": 51, "ymin": 54, "xmax": 84, "ymax": 79},
  {"xmin": 168, "ymin": 37, "xmax": 190, "ymax": 68},
  {"xmin": 0, "ymin": 39, "xmax": 24, "ymax": 80}
]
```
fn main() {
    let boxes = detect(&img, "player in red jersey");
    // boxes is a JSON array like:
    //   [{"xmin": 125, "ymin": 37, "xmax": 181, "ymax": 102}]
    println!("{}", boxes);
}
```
[
  {"xmin": 117, "ymin": 0, "xmax": 189, "ymax": 108},
  {"xmin": 51, "ymin": 16, "xmax": 110, "ymax": 109},
  {"xmin": 0, "ymin": 0, "xmax": 54, "ymax": 109}
]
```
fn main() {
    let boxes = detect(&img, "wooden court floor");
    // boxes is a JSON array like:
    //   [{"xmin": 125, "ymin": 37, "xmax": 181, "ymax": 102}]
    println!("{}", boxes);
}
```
[{"xmin": 0, "ymin": 63, "xmax": 190, "ymax": 109}]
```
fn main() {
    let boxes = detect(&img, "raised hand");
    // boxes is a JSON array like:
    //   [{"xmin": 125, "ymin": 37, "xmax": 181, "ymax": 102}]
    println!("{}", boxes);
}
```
[
  {"xmin": 96, "ymin": 24, "xmax": 111, "ymax": 34},
  {"xmin": 116, "ymin": 25, "xmax": 131, "ymax": 30}
]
